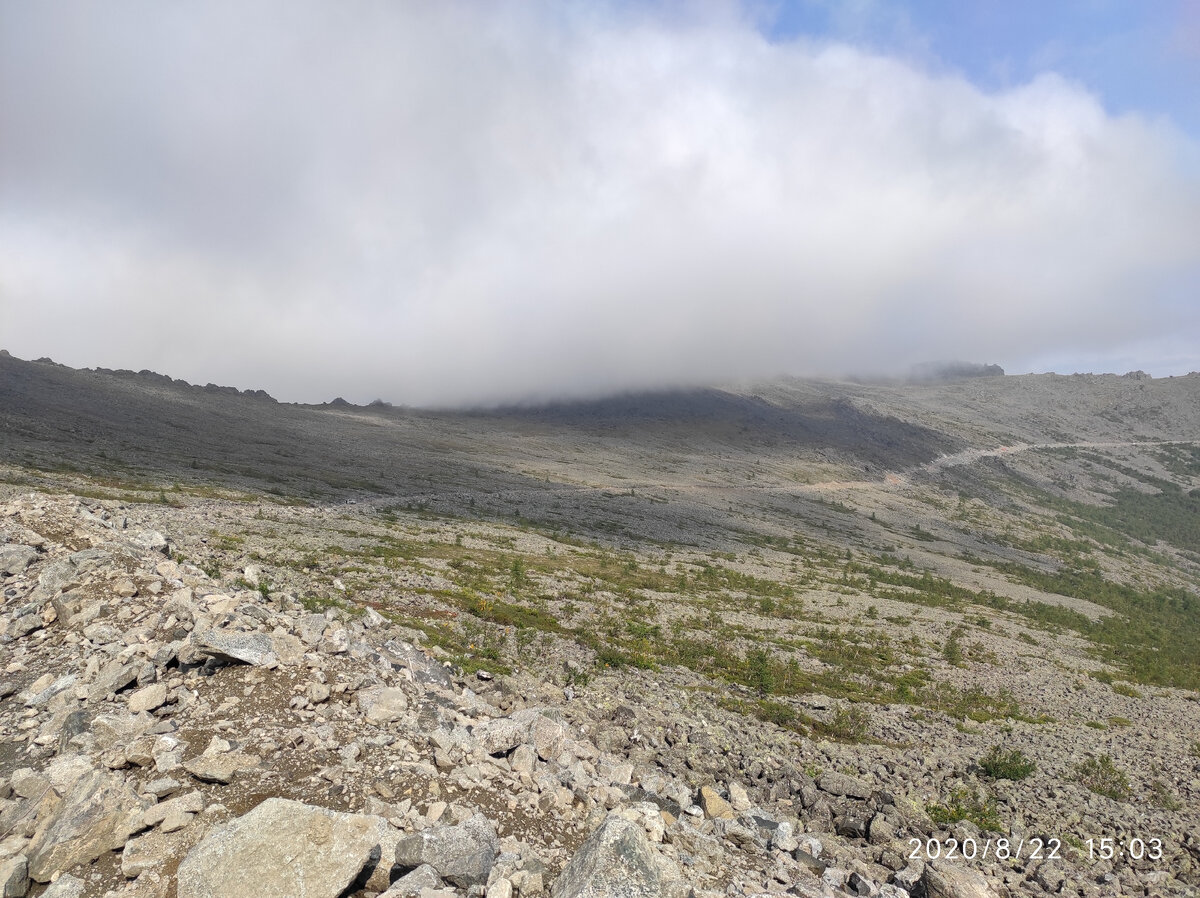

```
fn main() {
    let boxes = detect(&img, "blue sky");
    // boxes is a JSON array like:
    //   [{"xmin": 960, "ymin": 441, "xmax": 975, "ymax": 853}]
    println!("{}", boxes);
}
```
[{"xmin": 764, "ymin": 0, "xmax": 1200, "ymax": 135}]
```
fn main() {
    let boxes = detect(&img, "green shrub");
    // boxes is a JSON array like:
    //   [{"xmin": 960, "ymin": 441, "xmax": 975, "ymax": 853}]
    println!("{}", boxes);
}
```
[
  {"xmin": 927, "ymin": 788, "xmax": 1002, "ymax": 832},
  {"xmin": 509, "ymin": 557, "xmax": 527, "ymax": 588},
  {"xmin": 745, "ymin": 648, "xmax": 775, "ymax": 696},
  {"xmin": 1074, "ymin": 755, "xmax": 1131, "ymax": 800},
  {"xmin": 1148, "ymin": 778, "xmax": 1182, "ymax": 811},
  {"xmin": 942, "ymin": 628, "xmax": 964, "ymax": 665},
  {"xmin": 978, "ymin": 745, "xmax": 1036, "ymax": 781},
  {"xmin": 822, "ymin": 706, "xmax": 870, "ymax": 743},
  {"xmin": 754, "ymin": 699, "xmax": 796, "ymax": 728}
]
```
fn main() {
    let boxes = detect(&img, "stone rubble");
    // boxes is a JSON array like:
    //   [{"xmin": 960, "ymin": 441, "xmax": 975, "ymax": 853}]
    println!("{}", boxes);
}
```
[{"xmin": 0, "ymin": 492, "xmax": 1195, "ymax": 898}]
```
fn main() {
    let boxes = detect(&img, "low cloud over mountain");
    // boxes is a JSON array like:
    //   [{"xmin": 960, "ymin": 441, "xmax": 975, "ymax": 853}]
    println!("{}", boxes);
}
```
[{"xmin": 2, "ymin": 2, "xmax": 1198, "ymax": 404}]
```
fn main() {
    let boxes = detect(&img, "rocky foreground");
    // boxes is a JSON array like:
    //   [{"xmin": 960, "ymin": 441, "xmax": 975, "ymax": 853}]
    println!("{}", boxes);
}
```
[{"xmin": 0, "ymin": 492, "xmax": 1196, "ymax": 898}]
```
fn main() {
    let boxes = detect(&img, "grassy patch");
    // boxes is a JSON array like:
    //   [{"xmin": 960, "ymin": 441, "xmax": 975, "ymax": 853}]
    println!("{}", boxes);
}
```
[
  {"xmin": 990, "ymin": 561, "xmax": 1200, "ymax": 690},
  {"xmin": 978, "ymin": 745, "xmax": 1036, "ymax": 781},
  {"xmin": 927, "ymin": 788, "xmax": 1002, "ymax": 832},
  {"xmin": 1073, "ymin": 755, "xmax": 1131, "ymax": 800}
]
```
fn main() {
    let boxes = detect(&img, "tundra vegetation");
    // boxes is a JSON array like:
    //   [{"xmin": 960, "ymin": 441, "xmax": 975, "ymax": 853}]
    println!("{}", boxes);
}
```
[{"xmin": 0, "ymin": 354, "xmax": 1198, "ymax": 895}]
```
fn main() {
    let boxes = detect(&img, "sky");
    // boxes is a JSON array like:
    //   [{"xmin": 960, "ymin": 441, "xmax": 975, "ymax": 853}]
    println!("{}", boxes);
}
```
[{"xmin": 1, "ymin": 1, "xmax": 1198, "ymax": 405}]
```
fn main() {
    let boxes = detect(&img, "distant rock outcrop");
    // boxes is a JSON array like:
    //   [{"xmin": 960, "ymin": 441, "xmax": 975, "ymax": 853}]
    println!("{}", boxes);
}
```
[{"xmin": 908, "ymin": 361, "xmax": 1004, "ymax": 381}]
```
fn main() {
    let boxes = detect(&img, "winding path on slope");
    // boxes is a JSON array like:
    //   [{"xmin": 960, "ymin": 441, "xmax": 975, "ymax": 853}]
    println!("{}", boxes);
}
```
[{"xmin": 799, "ymin": 439, "xmax": 1197, "ymax": 493}]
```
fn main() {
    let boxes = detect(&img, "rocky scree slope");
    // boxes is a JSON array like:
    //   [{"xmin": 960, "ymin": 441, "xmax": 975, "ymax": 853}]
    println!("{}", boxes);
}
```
[
  {"xmin": 2, "ymin": 493, "xmax": 1198, "ymax": 898},
  {"xmin": 0, "ymin": 493, "xmax": 975, "ymax": 898}
]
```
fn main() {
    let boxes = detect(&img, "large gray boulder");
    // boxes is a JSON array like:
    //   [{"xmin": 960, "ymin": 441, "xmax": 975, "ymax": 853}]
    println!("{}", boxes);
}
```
[
  {"xmin": 0, "ymin": 544, "xmax": 37, "ymax": 576},
  {"xmin": 551, "ymin": 814, "xmax": 665, "ymax": 898},
  {"xmin": 473, "ymin": 708, "xmax": 565, "ymax": 760},
  {"xmin": 921, "ymin": 861, "xmax": 1001, "ymax": 898},
  {"xmin": 193, "ymin": 630, "xmax": 278, "ymax": 666},
  {"xmin": 817, "ymin": 771, "xmax": 873, "ymax": 800},
  {"xmin": 40, "ymin": 874, "xmax": 85, "ymax": 898},
  {"xmin": 0, "ymin": 854, "xmax": 28, "ymax": 898},
  {"xmin": 176, "ymin": 798, "xmax": 388, "ymax": 898},
  {"xmin": 26, "ymin": 768, "xmax": 149, "ymax": 882},
  {"xmin": 381, "ymin": 639, "xmax": 454, "ymax": 690},
  {"xmin": 394, "ymin": 812, "xmax": 498, "ymax": 888},
  {"xmin": 357, "ymin": 687, "xmax": 409, "ymax": 725}
]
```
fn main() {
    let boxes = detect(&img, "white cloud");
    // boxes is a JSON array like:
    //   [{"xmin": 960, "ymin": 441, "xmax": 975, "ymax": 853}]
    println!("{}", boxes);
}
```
[{"xmin": 1, "ymin": 1, "xmax": 1197, "ymax": 404}]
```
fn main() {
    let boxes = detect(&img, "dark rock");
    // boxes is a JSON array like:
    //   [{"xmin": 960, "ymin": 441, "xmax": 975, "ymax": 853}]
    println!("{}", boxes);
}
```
[
  {"xmin": 395, "ymin": 812, "xmax": 498, "ymax": 888},
  {"xmin": 551, "ymin": 813, "xmax": 665, "ymax": 898}
]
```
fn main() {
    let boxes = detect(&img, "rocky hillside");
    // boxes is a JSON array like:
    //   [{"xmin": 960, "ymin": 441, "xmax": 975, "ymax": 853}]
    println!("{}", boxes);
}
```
[
  {"xmin": 0, "ymin": 493, "xmax": 938, "ymax": 898},
  {"xmin": 1, "ymin": 354, "xmax": 1199, "ymax": 897},
  {"xmin": 2, "ymin": 484, "xmax": 1198, "ymax": 898}
]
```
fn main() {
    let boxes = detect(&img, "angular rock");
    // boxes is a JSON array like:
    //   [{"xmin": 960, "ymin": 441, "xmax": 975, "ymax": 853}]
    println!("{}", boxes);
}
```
[
  {"xmin": 474, "ymin": 717, "xmax": 527, "ymax": 756},
  {"xmin": 0, "ymin": 545, "xmax": 37, "ymax": 576},
  {"xmin": 183, "ymin": 750, "xmax": 259, "ymax": 784},
  {"xmin": 357, "ymin": 687, "xmax": 409, "ymax": 725},
  {"xmin": 132, "ymin": 530, "xmax": 170, "ymax": 555},
  {"xmin": 381, "ymin": 863, "xmax": 444, "ymax": 897},
  {"xmin": 128, "ymin": 683, "xmax": 169, "ymax": 714},
  {"xmin": 142, "ymin": 777, "xmax": 182, "ymax": 799},
  {"xmin": 268, "ymin": 632, "xmax": 306, "ymax": 665},
  {"xmin": 525, "ymin": 710, "xmax": 567, "ymax": 761},
  {"xmin": 32, "ymin": 560, "xmax": 78, "ymax": 600},
  {"xmin": 474, "ymin": 709, "xmax": 565, "ymax": 760},
  {"xmin": 551, "ymin": 813, "xmax": 665, "ymax": 898},
  {"xmin": 92, "ymin": 712, "xmax": 152, "ymax": 750},
  {"xmin": 868, "ymin": 814, "xmax": 895, "ymax": 845},
  {"xmin": 176, "ymin": 798, "xmax": 387, "ymax": 898},
  {"xmin": 8, "ymin": 615, "xmax": 42, "ymax": 639},
  {"xmin": 487, "ymin": 879, "xmax": 514, "ymax": 898},
  {"xmin": 122, "ymin": 834, "xmax": 165, "ymax": 879},
  {"xmin": 817, "ymin": 772, "xmax": 872, "ymax": 800},
  {"xmin": 193, "ymin": 630, "xmax": 277, "ymax": 666},
  {"xmin": 141, "ymin": 791, "xmax": 204, "ymax": 829},
  {"xmin": 511, "ymin": 743, "xmax": 537, "ymax": 775},
  {"xmin": 394, "ymin": 812, "xmax": 498, "ymax": 888},
  {"xmin": 921, "ymin": 861, "xmax": 1000, "ymax": 898},
  {"xmin": 26, "ymin": 768, "xmax": 149, "ymax": 882},
  {"xmin": 0, "ymin": 854, "xmax": 28, "ymax": 898},
  {"xmin": 88, "ymin": 660, "xmax": 140, "ymax": 701},
  {"xmin": 727, "ymin": 781, "xmax": 751, "ymax": 812},
  {"xmin": 770, "ymin": 820, "xmax": 799, "ymax": 853},
  {"xmin": 306, "ymin": 682, "xmax": 332, "ymax": 704},
  {"xmin": 44, "ymin": 755, "xmax": 95, "ymax": 795},
  {"xmin": 41, "ymin": 873, "xmax": 85, "ymax": 898},
  {"xmin": 382, "ymin": 639, "xmax": 454, "ymax": 690},
  {"xmin": 699, "ymin": 786, "xmax": 735, "ymax": 821},
  {"xmin": 121, "ymin": 828, "xmax": 199, "ymax": 879},
  {"xmin": 10, "ymin": 769, "xmax": 49, "ymax": 800},
  {"xmin": 22, "ymin": 673, "xmax": 77, "ymax": 708}
]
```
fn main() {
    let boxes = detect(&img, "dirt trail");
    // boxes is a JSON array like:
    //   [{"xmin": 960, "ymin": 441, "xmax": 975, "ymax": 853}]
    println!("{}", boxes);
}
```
[{"xmin": 799, "ymin": 439, "xmax": 1195, "ymax": 493}]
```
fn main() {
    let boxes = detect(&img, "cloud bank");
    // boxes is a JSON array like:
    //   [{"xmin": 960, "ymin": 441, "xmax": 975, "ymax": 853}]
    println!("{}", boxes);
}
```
[{"xmin": 2, "ymin": 1, "xmax": 1198, "ymax": 404}]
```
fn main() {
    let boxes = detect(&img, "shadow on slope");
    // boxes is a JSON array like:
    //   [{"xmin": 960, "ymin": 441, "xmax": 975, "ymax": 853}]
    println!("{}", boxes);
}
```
[{"xmin": 475, "ymin": 388, "xmax": 958, "ymax": 470}]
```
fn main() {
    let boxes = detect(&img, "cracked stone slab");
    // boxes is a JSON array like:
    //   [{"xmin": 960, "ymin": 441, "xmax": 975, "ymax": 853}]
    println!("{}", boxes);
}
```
[{"xmin": 176, "ymin": 798, "xmax": 388, "ymax": 898}]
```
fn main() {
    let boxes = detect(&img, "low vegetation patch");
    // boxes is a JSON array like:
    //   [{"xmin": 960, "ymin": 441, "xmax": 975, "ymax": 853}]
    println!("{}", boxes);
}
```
[
  {"xmin": 978, "ymin": 745, "xmax": 1036, "ymax": 781},
  {"xmin": 1073, "ymin": 755, "xmax": 1132, "ymax": 800},
  {"xmin": 927, "ymin": 788, "xmax": 1002, "ymax": 832}
]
